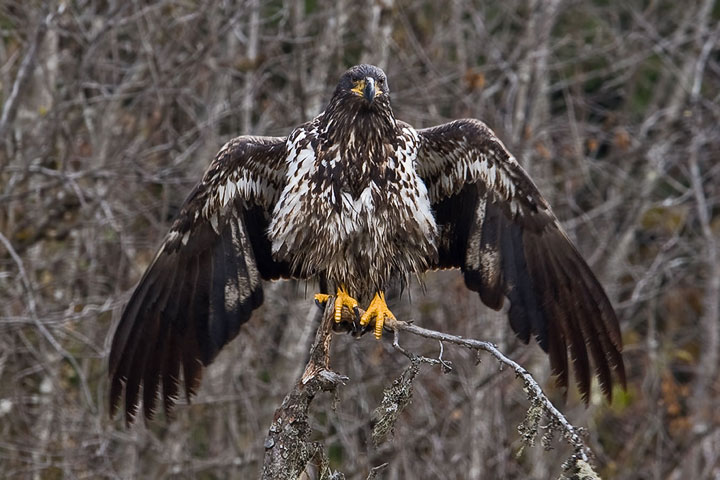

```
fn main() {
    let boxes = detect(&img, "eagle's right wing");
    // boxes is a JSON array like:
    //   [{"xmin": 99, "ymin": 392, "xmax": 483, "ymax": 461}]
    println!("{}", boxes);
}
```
[{"xmin": 109, "ymin": 135, "xmax": 292, "ymax": 424}]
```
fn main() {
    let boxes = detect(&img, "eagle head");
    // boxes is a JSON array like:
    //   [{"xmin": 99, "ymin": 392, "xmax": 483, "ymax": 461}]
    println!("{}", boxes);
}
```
[
  {"xmin": 326, "ymin": 65, "xmax": 395, "ymax": 137},
  {"xmin": 332, "ymin": 64, "xmax": 390, "ymax": 109}
]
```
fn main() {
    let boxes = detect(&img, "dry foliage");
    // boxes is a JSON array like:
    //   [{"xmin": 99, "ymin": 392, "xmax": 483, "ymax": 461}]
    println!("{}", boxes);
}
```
[{"xmin": 1, "ymin": 0, "xmax": 720, "ymax": 478}]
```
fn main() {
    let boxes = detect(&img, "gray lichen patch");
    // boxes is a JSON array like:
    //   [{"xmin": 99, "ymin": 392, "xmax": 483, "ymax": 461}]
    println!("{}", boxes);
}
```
[{"xmin": 371, "ymin": 360, "xmax": 421, "ymax": 446}]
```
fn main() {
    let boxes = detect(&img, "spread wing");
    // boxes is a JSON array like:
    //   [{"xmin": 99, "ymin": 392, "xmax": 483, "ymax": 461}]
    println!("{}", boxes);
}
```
[
  {"xmin": 415, "ymin": 119, "xmax": 626, "ymax": 401},
  {"xmin": 109, "ymin": 135, "xmax": 292, "ymax": 424}
]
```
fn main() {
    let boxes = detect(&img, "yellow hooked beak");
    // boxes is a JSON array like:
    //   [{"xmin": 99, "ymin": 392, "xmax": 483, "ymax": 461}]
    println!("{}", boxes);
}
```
[{"xmin": 351, "ymin": 77, "xmax": 380, "ymax": 102}]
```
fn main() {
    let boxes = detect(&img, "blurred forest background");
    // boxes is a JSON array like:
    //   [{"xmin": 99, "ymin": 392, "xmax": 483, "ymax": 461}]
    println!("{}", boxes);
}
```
[{"xmin": 1, "ymin": 0, "xmax": 719, "ymax": 478}]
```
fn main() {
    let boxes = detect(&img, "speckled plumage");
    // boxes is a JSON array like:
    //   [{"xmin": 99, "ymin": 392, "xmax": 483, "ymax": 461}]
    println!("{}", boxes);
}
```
[
  {"xmin": 109, "ymin": 64, "xmax": 625, "ymax": 424},
  {"xmin": 269, "ymin": 112, "xmax": 436, "ymax": 300}
]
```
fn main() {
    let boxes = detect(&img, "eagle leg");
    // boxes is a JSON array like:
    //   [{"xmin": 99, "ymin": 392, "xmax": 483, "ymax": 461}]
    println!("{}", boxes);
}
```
[
  {"xmin": 314, "ymin": 285, "xmax": 360, "ymax": 323},
  {"xmin": 360, "ymin": 291, "xmax": 395, "ymax": 339}
]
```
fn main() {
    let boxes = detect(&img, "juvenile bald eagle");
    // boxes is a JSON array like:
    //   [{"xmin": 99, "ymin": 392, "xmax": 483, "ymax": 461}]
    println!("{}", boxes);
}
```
[{"xmin": 109, "ymin": 64, "xmax": 625, "ymax": 423}]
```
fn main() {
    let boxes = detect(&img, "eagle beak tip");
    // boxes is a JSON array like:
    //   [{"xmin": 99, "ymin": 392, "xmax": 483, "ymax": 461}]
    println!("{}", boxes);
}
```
[{"xmin": 363, "ymin": 77, "xmax": 376, "ymax": 103}]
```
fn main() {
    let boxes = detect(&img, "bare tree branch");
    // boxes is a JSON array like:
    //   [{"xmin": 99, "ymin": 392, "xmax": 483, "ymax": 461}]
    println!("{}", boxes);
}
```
[
  {"xmin": 261, "ymin": 299, "xmax": 599, "ymax": 477},
  {"xmin": 0, "ymin": 6, "xmax": 61, "ymax": 146},
  {"xmin": 389, "ymin": 318, "xmax": 593, "ymax": 465},
  {"xmin": 261, "ymin": 301, "xmax": 348, "ymax": 480}
]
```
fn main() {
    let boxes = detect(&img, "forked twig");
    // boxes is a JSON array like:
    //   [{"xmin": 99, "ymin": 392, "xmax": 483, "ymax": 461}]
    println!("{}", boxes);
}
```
[{"xmin": 389, "ymin": 318, "xmax": 591, "ymax": 463}]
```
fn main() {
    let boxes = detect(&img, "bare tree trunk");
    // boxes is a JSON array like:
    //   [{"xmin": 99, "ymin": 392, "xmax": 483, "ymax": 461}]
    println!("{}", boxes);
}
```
[
  {"xmin": 682, "ymin": 133, "xmax": 720, "ymax": 478},
  {"xmin": 242, "ymin": 0, "xmax": 260, "ymax": 134}
]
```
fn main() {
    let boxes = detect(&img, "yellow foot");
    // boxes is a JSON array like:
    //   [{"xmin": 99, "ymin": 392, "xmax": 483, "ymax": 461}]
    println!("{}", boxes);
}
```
[
  {"xmin": 314, "ymin": 285, "xmax": 360, "ymax": 323},
  {"xmin": 360, "ymin": 291, "xmax": 395, "ymax": 339}
]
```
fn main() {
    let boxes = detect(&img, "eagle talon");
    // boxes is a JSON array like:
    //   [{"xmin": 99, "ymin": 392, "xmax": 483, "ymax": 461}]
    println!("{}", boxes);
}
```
[
  {"xmin": 314, "ymin": 293, "xmax": 330, "ymax": 311},
  {"xmin": 314, "ymin": 293, "xmax": 330, "ymax": 304},
  {"xmin": 360, "ymin": 291, "xmax": 395, "ymax": 339},
  {"xmin": 315, "ymin": 286, "xmax": 360, "ymax": 323}
]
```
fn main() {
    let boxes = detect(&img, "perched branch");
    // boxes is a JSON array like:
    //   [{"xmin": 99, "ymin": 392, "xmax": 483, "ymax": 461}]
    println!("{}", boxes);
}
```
[
  {"xmin": 261, "ymin": 299, "xmax": 348, "ymax": 480},
  {"xmin": 388, "ymin": 318, "xmax": 593, "ymax": 466},
  {"xmin": 262, "ymin": 297, "xmax": 599, "ymax": 478}
]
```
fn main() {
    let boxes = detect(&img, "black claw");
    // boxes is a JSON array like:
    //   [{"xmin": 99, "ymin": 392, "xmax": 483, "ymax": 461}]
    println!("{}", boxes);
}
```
[
  {"xmin": 315, "ymin": 299, "xmax": 326, "ymax": 310},
  {"xmin": 352, "ymin": 306, "xmax": 361, "ymax": 322},
  {"xmin": 360, "ymin": 322, "xmax": 373, "ymax": 336}
]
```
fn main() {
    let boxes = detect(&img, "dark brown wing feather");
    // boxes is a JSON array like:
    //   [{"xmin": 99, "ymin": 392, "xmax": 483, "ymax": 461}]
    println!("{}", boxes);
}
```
[
  {"xmin": 416, "ymin": 119, "xmax": 625, "ymax": 401},
  {"xmin": 109, "ymin": 136, "xmax": 292, "ymax": 424}
]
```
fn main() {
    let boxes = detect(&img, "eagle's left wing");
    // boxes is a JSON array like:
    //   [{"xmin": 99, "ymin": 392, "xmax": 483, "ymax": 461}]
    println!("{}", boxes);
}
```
[
  {"xmin": 415, "ymin": 119, "xmax": 625, "ymax": 402},
  {"xmin": 109, "ymin": 135, "xmax": 291, "ymax": 423}
]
